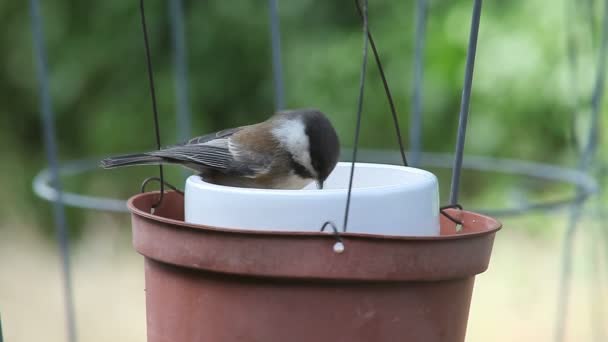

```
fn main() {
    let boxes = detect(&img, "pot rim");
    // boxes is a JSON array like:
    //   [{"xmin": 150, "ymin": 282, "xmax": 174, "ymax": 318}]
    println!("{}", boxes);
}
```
[{"xmin": 127, "ymin": 191, "xmax": 502, "ymax": 241}]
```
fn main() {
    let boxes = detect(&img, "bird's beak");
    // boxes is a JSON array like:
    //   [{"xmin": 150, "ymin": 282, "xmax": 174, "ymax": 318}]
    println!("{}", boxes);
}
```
[{"xmin": 317, "ymin": 180, "xmax": 324, "ymax": 190}]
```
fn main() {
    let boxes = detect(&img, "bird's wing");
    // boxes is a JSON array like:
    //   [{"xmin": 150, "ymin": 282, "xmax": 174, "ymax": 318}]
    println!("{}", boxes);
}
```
[
  {"xmin": 184, "ymin": 127, "xmax": 243, "ymax": 145},
  {"xmin": 148, "ymin": 132, "xmax": 272, "ymax": 177}
]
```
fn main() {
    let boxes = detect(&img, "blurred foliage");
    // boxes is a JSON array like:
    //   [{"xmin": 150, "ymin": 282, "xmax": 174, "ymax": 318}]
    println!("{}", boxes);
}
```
[{"xmin": 0, "ymin": 0, "xmax": 606, "ymax": 238}]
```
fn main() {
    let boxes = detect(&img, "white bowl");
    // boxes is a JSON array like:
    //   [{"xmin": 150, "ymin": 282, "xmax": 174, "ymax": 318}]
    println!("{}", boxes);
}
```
[{"xmin": 184, "ymin": 162, "xmax": 440, "ymax": 237}]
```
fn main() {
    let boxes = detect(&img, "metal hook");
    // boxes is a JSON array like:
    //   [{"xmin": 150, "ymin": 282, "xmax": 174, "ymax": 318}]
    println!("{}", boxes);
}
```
[
  {"xmin": 140, "ymin": 177, "xmax": 184, "ymax": 212},
  {"xmin": 320, "ymin": 221, "xmax": 345, "ymax": 254},
  {"xmin": 141, "ymin": 176, "xmax": 184, "ymax": 194},
  {"xmin": 440, "ymin": 204, "xmax": 464, "ymax": 230}
]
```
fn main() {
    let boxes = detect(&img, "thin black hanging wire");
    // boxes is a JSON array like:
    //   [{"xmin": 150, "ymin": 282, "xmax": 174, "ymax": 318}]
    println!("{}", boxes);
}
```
[
  {"xmin": 410, "ymin": 0, "xmax": 428, "ymax": 167},
  {"xmin": 342, "ymin": 0, "xmax": 369, "ymax": 233},
  {"xmin": 354, "ymin": 0, "xmax": 464, "ymax": 226},
  {"xmin": 29, "ymin": 1, "xmax": 77, "ymax": 342},
  {"xmin": 555, "ymin": 0, "xmax": 608, "ymax": 341},
  {"xmin": 168, "ymin": 0, "xmax": 191, "ymax": 147},
  {"xmin": 448, "ymin": 0, "xmax": 483, "ymax": 205},
  {"xmin": 139, "ymin": 0, "xmax": 165, "ymax": 208},
  {"xmin": 268, "ymin": 0, "xmax": 285, "ymax": 110},
  {"xmin": 354, "ymin": 1, "xmax": 408, "ymax": 167}
]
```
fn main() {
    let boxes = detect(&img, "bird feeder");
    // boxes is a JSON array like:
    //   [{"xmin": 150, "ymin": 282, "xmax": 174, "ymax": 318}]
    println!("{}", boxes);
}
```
[{"xmin": 128, "ymin": 162, "xmax": 501, "ymax": 342}]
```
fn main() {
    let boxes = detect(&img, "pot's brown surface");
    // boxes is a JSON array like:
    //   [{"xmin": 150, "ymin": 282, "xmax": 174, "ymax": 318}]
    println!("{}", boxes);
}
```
[{"xmin": 129, "ymin": 191, "xmax": 501, "ymax": 342}]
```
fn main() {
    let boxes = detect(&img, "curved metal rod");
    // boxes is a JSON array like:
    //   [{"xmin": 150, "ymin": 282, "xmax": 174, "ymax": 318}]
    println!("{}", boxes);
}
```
[
  {"xmin": 33, "ymin": 158, "xmax": 130, "ymax": 213},
  {"xmin": 346, "ymin": 149, "xmax": 598, "ymax": 217},
  {"xmin": 32, "ymin": 151, "xmax": 598, "ymax": 216}
]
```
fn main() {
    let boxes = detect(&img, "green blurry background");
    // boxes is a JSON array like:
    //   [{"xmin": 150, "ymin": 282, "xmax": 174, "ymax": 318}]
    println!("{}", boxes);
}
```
[{"xmin": 1, "ymin": 0, "xmax": 607, "ymax": 341}]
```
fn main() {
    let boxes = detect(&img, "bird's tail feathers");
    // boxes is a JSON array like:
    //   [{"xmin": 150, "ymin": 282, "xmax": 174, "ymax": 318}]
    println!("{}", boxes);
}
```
[{"xmin": 100, "ymin": 153, "xmax": 164, "ymax": 169}]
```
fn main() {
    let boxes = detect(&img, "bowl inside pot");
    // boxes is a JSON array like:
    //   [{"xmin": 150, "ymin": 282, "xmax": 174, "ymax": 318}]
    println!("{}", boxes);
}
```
[{"xmin": 184, "ymin": 162, "xmax": 440, "ymax": 236}]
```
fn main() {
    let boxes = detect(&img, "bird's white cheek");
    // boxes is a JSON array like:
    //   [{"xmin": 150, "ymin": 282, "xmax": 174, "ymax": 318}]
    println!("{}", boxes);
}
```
[{"xmin": 272, "ymin": 119, "xmax": 316, "ymax": 176}]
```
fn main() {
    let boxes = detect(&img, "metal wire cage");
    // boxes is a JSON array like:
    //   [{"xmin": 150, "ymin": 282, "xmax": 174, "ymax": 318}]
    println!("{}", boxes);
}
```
[{"xmin": 22, "ymin": 0, "xmax": 607, "ymax": 341}]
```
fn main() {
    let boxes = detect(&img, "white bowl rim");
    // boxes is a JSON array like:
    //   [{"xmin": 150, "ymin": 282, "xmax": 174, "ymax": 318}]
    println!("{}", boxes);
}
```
[{"xmin": 186, "ymin": 162, "xmax": 438, "ymax": 195}]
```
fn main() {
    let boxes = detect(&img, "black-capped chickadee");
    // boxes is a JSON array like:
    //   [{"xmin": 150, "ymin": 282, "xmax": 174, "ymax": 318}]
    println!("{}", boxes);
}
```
[{"xmin": 100, "ymin": 108, "xmax": 340, "ymax": 190}]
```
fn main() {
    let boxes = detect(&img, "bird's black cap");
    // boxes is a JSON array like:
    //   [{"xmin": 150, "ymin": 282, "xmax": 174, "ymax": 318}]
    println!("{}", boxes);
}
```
[{"xmin": 299, "ymin": 109, "xmax": 341, "ymax": 184}]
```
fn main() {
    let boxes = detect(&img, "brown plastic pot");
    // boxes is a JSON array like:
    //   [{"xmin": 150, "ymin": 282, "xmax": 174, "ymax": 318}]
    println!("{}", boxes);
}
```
[{"xmin": 128, "ymin": 191, "xmax": 501, "ymax": 342}]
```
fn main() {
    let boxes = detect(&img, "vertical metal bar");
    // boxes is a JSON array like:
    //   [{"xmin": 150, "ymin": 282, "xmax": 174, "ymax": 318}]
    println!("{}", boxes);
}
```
[
  {"xmin": 169, "ymin": 0, "xmax": 191, "ymax": 142},
  {"xmin": 410, "ymin": 0, "xmax": 427, "ymax": 167},
  {"xmin": 589, "ymin": 205, "xmax": 606, "ymax": 342},
  {"xmin": 268, "ymin": 0, "xmax": 285, "ymax": 110},
  {"xmin": 594, "ymin": 169, "xmax": 608, "ymax": 342},
  {"xmin": 554, "ymin": 1, "xmax": 608, "ymax": 341},
  {"xmin": 29, "ymin": 1, "xmax": 77, "ymax": 342},
  {"xmin": 169, "ymin": 0, "xmax": 191, "ymax": 181},
  {"xmin": 449, "ymin": 0, "xmax": 483, "ymax": 205},
  {"xmin": 554, "ymin": 203, "xmax": 584, "ymax": 342},
  {"xmin": 587, "ymin": 3, "xmax": 607, "ymax": 159},
  {"xmin": 587, "ymin": 0, "xmax": 598, "ymax": 45},
  {"xmin": 566, "ymin": 0, "xmax": 582, "ymax": 148}
]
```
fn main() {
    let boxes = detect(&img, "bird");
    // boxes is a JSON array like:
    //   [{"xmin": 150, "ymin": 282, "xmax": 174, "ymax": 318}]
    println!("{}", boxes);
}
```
[{"xmin": 100, "ymin": 108, "xmax": 340, "ymax": 190}]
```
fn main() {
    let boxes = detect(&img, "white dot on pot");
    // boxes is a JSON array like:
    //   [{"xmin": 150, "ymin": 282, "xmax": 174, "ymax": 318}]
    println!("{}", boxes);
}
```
[{"xmin": 333, "ymin": 242, "xmax": 345, "ymax": 253}]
